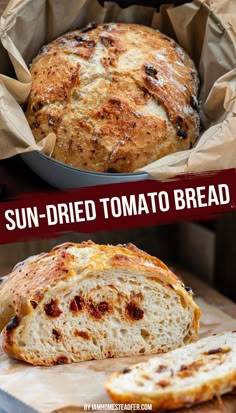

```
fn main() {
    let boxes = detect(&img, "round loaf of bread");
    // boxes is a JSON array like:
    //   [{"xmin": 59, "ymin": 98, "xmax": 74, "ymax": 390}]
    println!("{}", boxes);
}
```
[
  {"xmin": 0, "ymin": 241, "xmax": 200, "ymax": 366},
  {"xmin": 26, "ymin": 23, "xmax": 200, "ymax": 173}
]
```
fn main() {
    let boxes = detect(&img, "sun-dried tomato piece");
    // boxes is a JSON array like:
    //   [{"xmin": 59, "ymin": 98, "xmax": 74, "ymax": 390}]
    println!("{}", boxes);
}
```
[
  {"xmin": 70, "ymin": 296, "xmax": 84, "ymax": 312},
  {"xmin": 87, "ymin": 301, "xmax": 102, "ymax": 319},
  {"xmin": 55, "ymin": 356, "xmax": 69, "ymax": 365},
  {"xmin": 52, "ymin": 329, "xmax": 61, "ymax": 341},
  {"xmin": 157, "ymin": 380, "xmax": 169, "ymax": 388},
  {"xmin": 74, "ymin": 330, "xmax": 90, "ymax": 339},
  {"xmin": 126, "ymin": 302, "xmax": 144, "ymax": 320},
  {"xmin": 156, "ymin": 365, "xmax": 168, "ymax": 373},
  {"xmin": 204, "ymin": 348, "xmax": 231, "ymax": 355},
  {"xmin": 122, "ymin": 368, "xmax": 131, "ymax": 374},
  {"xmin": 30, "ymin": 300, "xmax": 38, "ymax": 309},
  {"xmin": 98, "ymin": 302, "xmax": 109, "ymax": 313},
  {"xmin": 44, "ymin": 299, "xmax": 62, "ymax": 317}
]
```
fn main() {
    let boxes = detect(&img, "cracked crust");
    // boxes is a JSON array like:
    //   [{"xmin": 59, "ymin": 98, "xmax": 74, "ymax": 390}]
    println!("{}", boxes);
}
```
[{"xmin": 26, "ymin": 23, "xmax": 200, "ymax": 173}]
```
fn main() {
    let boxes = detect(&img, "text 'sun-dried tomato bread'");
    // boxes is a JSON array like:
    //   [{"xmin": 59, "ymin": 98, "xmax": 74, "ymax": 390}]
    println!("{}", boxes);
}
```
[
  {"xmin": 0, "ymin": 241, "xmax": 200, "ymax": 366},
  {"xmin": 105, "ymin": 331, "xmax": 236, "ymax": 410},
  {"xmin": 25, "ymin": 23, "xmax": 200, "ymax": 173}
]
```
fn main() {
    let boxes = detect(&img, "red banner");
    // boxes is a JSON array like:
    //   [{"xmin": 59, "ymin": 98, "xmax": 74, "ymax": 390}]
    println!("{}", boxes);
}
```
[{"xmin": 0, "ymin": 168, "xmax": 235, "ymax": 245}]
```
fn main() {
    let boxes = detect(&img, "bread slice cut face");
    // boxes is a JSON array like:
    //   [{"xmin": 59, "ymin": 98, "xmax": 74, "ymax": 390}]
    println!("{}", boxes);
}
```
[
  {"xmin": 0, "ymin": 241, "xmax": 200, "ymax": 366},
  {"xmin": 26, "ymin": 23, "xmax": 200, "ymax": 173},
  {"xmin": 105, "ymin": 331, "xmax": 236, "ymax": 410}
]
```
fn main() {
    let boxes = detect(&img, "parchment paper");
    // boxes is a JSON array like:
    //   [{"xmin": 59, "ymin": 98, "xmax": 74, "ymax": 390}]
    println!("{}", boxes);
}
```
[
  {"xmin": 0, "ymin": 0, "xmax": 236, "ymax": 178},
  {"xmin": 0, "ymin": 297, "xmax": 235, "ymax": 413}
]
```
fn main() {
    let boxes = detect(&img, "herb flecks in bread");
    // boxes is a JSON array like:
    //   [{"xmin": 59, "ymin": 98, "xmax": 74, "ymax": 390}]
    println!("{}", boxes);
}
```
[
  {"xmin": 0, "ymin": 241, "xmax": 200, "ymax": 366},
  {"xmin": 26, "ymin": 23, "xmax": 200, "ymax": 173}
]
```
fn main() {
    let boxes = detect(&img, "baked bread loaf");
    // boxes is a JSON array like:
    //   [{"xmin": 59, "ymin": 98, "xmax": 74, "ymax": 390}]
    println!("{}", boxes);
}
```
[
  {"xmin": 105, "ymin": 330, "xmax": 236, "ymax": 410},
  {"xmin": 0, "ymin": 241, "xmax": 200, "ymax": 366},
  {"xmin": 26, "ymin": 23, "xmax": 200, "ymax": 173}
]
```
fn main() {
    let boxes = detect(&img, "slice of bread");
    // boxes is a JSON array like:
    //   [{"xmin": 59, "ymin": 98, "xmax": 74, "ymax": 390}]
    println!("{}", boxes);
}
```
[
  {"xmin": 0, "ymin": 241, "xmax": 199, "ymax": 366},
  {"xmin": 105, "ymin": 331, "xmax": 236, "ymax": 410}
]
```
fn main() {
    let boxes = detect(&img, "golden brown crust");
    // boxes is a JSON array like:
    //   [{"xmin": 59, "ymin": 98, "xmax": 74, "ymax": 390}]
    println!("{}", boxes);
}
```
[{"xmin": 26, "ymin": 23, "xmax": 200, "ymax": 173}]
